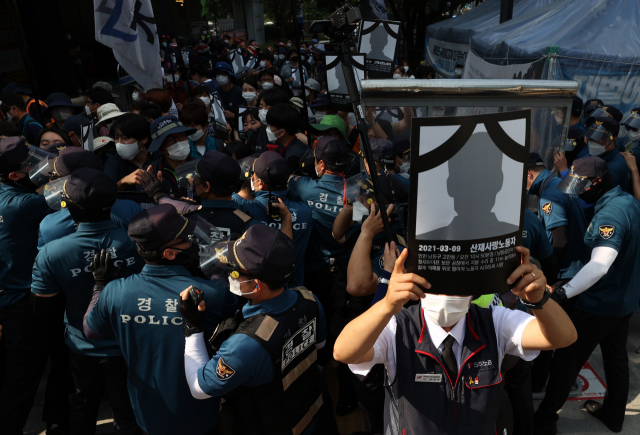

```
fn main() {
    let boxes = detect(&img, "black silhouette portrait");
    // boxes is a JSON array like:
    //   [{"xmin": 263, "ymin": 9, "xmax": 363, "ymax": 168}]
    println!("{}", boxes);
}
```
[
  {"xmin": 367, "ymin": 26, "xmax": 392, "ymax": 62},
  {"xmin": 418, "ymin": 131, "xmax": 520, "ymax": 241}
]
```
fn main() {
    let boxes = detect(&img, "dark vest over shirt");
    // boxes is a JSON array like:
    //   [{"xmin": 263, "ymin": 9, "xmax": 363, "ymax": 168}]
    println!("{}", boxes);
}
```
[{"xmin": 386, "ymin": 304, "xmax": 502, "ymax": 435}]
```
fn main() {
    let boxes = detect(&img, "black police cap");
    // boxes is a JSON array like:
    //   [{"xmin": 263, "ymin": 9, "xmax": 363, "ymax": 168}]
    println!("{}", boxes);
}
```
[
  {"xmin": 571, "ymin": 156, "xmax": 609, "ymax": 179},
  {"xmin": 54, "ymin": 147, "xmax": 104, "ymax": 177},
  {"xmin": 229, "ymin": 225, "xmax": 296, "ymax": 283},
  {"xmin": 253, "ymin": 151, "xmax": 290, "ymax": 187},
  {"xmin": 0, "ymin": 136, "xmax": 28, "ymax": 175},
  {"xmin": 528, "ymin": 153, "xmax": 545, "ymax": 169},
  {"xmin": 316, "ymin": 137, "xmax": 348, "ymax": 167},
  {"xmin": 568, "ymin": 125, "xmax": 584, "ymax": 140},
  {"xmin": 128, "ymin": 203, "xmax": 196, "ymax": 251},
  {"xmin": 587, "ymin": 116, "xmax": 620, "ymax": 137},
  {"xmin": 66, "ymin": 167, "xmax": 117, "ymax": 211},
  {"xmin": 197, "ymin": 151, "xmax": 241, "ymax": 188}
]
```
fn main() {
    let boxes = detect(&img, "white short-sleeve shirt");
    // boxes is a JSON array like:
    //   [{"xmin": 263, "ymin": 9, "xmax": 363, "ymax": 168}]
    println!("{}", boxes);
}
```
[{"xmin": 349, "ymin": 306, "xmax": 539, "ymax": 383}]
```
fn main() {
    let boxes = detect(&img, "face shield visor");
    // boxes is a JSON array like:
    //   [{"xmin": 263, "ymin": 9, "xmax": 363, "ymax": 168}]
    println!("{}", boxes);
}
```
[
  {"xmin": 556, "ymin": 168, "xmax": 594, "ymax": 195},
  {"xmin": 583, "ymin": 102, "xmax": 603, "ymax": 119},
  {"xmin": 564, "ymin": 138, "xmax": 579, "ymax": 153},
  {"xmin": 200, "ymin": 233, "xmax": 242, "ymax": 279},
  {"xmin": 621, "ymin": 111, "xmax": 640, "ymax": 131},
  {"xmin": 584, "ymin": 123, "xmax": 615, "ymax": 148},
  {"xmin": 43, "ymin": 176, "xmax": 70, "ymax": 210},
  {"xmin": 586, "ymin": 108, "xmax": 612, "ymax": 121},
  {"xmin": 237, "ymin": 155, "xmax": 258, "ymax": 182},
  {"xmin": 346, "ymin": 172, "xmax": 376, "ymax": 221},
  {"xmin": 175, "ymin": 160, "xmax": 202, "ymax": 200},
  {"xmin": 22, "ymin": 146, "xmax": 56, "ymax": 185}
]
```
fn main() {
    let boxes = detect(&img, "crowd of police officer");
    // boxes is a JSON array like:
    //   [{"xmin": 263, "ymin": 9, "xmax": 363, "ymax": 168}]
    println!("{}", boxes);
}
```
[{"xmin": 1, "ymin": 67, "xmax": 640, "ymax": 435}]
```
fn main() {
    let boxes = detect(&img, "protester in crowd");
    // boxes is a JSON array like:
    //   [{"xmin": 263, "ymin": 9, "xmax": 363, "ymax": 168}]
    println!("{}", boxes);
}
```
[
  {"xmin": 85, "ymin": 87, "xmax": 115, "ymax": 120},
  {"xmin": 37, "ymin": 126, "xmax": 73, "ymax": 153},
  {"xmin": 0, "ymin": 121, "xmax": 22, "ymax": 138},
  {"xmin": 241, "ymin": 77, "xmax": 259, "ymax": 107},
  {"xmin": 62, "ymin": 115, "xmax": 86, "ymax": 148},
  {"xmin": 212, "ymin": 62, "xmax": 246, "ymax": 120},
  {"xmin": 42, "ymin": 93, "xmax": 81, "ymax": 128},
  {"xmin": 141, "ymin": 89, "xmax": 172, "ymax": 116},
  {"xmin": 164, "ymin": 63, "xmax": 195, "ymax": 107},
  {"xmin": 0, "ymin": 92, "xmax": 43, "ymax": 145},
  {"xmin": 190, "ymin": 63, "xmax": 219, "ymax": 93},
  {"xmin": 265, "ymin": 103, "xmax": 307, "ymax": 171},
  {"xmin": 96, "ymin": 103, "xmax": 126, "ymax": 136},
  {"xmin": 181, "ymin": 104, "xmax": 220, "ymax": 158},
  {"xmin": 131, "ymin": 100, "xmax": 162, "ymax": 122},
  {"xmin": 397, "ymin": 59, "xmax": 415, "ymax": 79},
  {"xmin": 2, "ymin": 82, "xmax": 49, "ymax": 125},
  {"xmin": 280, "ymin": 49, "xmax": 308, "ymax": 96}
]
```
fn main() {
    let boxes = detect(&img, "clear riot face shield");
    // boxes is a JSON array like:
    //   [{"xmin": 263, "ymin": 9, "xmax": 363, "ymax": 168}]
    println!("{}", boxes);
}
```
[
  {"xmin": 346, "ymin": 172, "xmax": 375, "ymax": 221},
  {"xmin": 622, "ymin": 111, "xmax": 640, "ymax": 131},
  {"xmin": 25, "ymin": 146, "xmax": 56, "ymax": 187},
  {"xmin": 175, "ymin": 160, "xmax": 202, "ymax": 200},
  {"xmin": 556, "ymin": 168, "xmax": 594, "ymax": 195},
  {"xmin": 43, "ymin": 176, "xmax": 70, "ymax": 210},
  {"xmin": 584, "ymin": 122, "xmax": 615, "ymax": 148},
  {"xmin": 200, "ymin": 233, "xmax": 242, "ymax": 279}
]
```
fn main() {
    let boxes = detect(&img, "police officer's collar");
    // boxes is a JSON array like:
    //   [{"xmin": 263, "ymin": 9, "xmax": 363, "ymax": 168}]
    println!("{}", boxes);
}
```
[
  {"xmin": 253, "ymin": 189, "xmax": 287, "ymax": 198},
  {"xmin": 75, "ymin": 220, "xmax": 117, "ymax": 233},
  {"xmin": 140, "ymin": 264, "xmax": 193, "ymax": 276},
  {"xmin": 320, "ymin": 173, "xmax": 345, "ymax": 181},
  {"xmin": 528, "ymin": 168, "xmax": 552, "ymax": 196},
  {"xmin": 594, "ymin": 185, "xmax": 622, "ymax": 213},
  {"xmin": 201, "ymin": 199, "xmax": 239, "ymax": 209},
  {"xmin": 242, "ymin": 287, "xmax": 296, "ymax": 314}
]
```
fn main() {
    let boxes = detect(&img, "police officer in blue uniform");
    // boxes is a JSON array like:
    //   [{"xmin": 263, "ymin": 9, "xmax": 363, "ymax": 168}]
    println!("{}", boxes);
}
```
[
  {"xmin": 180, "ymin": 225, "xmax": 337, "ymax": 434},
  {"xmin": 31, "ymin": 168, "xmax": 143, "ymax": 434},
  {"xmin": 35, "ymin": 147, "xmax": 143, "ymax": 249},
  {"xmin": 535, "ymin": 157, "xmax": 640, "ymax": 434},
  {"xmin": 621, "ymin": 107, "xmax": 640, "ymax": 162},
  {"xmin": 142, "ymin": 151, "xmax": 259, "ymax": 242},
  {"xmin": 335, "ymin": 246, "xmax": 577, "ymax": 435},
  {"xmin": 288, "ymin": 138, "xmax": 356, "ymax": 316},
  {"xmin": 522, "ymin": 209, "xmax": 557, "ymax": 280},
  {"xmin": 82, "ymin": 204, "xmax": 241, "ymax": 435},
  {"xmin": 584, "ymin": 117, "xmax": 630, "ymax": 192},
  {"xmin": 0, "ymin": 137, "xmax": 54, "ymax": 435},
  {"xmin": 368, "ymin": 138, "xmax": 410, "ymax": 191},
  {"xmin": 233, "ymin": 151, "xmax": 313, "ymax": 287},
  {"xmin": 527, "ymin": 153, "xmax": 588, "ymax": 287}
]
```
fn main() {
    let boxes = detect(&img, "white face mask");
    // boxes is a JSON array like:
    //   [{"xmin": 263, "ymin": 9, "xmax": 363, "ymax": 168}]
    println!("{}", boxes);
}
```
[
  {"xmin": 301, "ymin": 55, "xmax": 306, "ymax": 61},
  {"xmin": 313, "ymin": 44, "xmax": 318, "ymax": 48},
  {"xmin": 85, "ymin": 105, "xmax": 92, "ymax": 116},
  {"xmin": 266, "ymin": 125, "xmax": 282, "ymax": 142},
  {"xmin": 399, "ymin": 160, "xmax": 410, "ymax": 174},
  {"xmin": 199, "ymin": 96, "xmax": 211, "ymax": 107},
  {"xmin": 189, "ymin": 129, "xmax": 204, "ymax": 141},
  {"xmin": 116, "ymin": 142, "xmax": 140, "ymax": 161},
  {"xmin": 421, "ymin": 294, "xmax": 472, "ymax": 327},
  {"xmin": 403, "ymin": 66, "xmax": 409, "ymax": 72},
  {"xmin": 260, "ymin": 60, "xmax": 267, "ymax": 69},
  {"xmin": 455, "ymin": 67, "xmax": 463, "ymax": 76},
  {"xmin": 250, "ymin": 177, "xmax": 258, "ymax": 192},
  {"xmin": 305, "ymin": 89, "xmax": 310, "ymax": 97},
  {"xmin": 588, "ymin": 139, "xmax": 607, "ymax": 156},
  {"xmin": 242, "ymin": 92, "xmax": 257, "ymax": 102},
  {"xmin": 278, "ymin": 54, "xmax": 285, "ymax": 60},
  {"xmin": 261, "ymin": 81, "xmax": 273, "ymax": 90},
  {"xmin": 628, "ymin": 129, "xmax": 640, "ymax": 142},
  {"xmin": 166, "ymin": 140, "xmax": 190, "ymax": 160},
  {"xmin": 314, "ymin": 111, "xmax": 326, "ymax": 123},
  {"xmin": 286, "ymin": 43, "xmax": 292, "ymax": 48},
  {"xmin": 352, "ymin": 201, "xmax": 370, "ymax": 222},
  {"xmin": 132, "ymin": 90, "xmax": 141, "ymax": 101},
  {"xmin": 228, "ymin": 276, "xmax": 255, "ymax": 296},
  {"xmin": 259, "ymin": 109, "xmax": 268, "ymax": 124},
  {"xmin": 166, "ymin": 74, "xmax": 179, "ymax": 83},
  {"xmin": 393, "ymin": 74, "xmax": 402, "ymax": 79},
  {"xmin": 216, "ymin": 75, "xmax": 229, "ymax": 86},
  {"xmin": 315, "ymin": 163, "xmax": 322, "ymax": 177}
]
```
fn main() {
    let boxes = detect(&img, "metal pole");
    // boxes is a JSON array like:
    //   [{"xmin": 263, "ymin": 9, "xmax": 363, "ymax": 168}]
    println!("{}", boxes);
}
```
[
  {"xmin": 290, "ymin": 0, "xmax": 311, "ymax": 144},
  {"xmin": 158, "ymin": 0, "xmax": 180, "ymax": 104},
  {"xmin": 337, "ymin": 38, "xmax": 393, "ymax": 243},
  {"xmin": 500, "ymin": 0, "xmax": 514, "ymax": 23}
]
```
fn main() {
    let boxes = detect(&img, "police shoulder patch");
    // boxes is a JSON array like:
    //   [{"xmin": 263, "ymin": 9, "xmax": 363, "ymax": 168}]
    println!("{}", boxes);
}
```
[
  {"xmin": 542, "ymin": 201, "xmax": 552, "ymax": 216},
  {"xmin": 215, "ymin": 357, "xmax": 236, "ymax": 381},
  {"xmin": 598, "ymin": 225, "xmax": 615, "ymax": 240}
]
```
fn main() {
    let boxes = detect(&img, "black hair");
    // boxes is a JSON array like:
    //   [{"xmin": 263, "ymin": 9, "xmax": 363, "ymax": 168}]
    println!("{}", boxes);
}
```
[
  {"xmin": 38, "ymin": 126, "xmax": 73, "ymax": 147},
  {"xmin": 571, "ymin": 98, "xmax": 583, "ymax": 118},
  {"xmin": 190, "ymin": 64, "xmax": 209, "ymax": 79},
  {"xmin": 257, "ymin": 88, "xmax": 290, "ymax": 108},
  {"xmin": 192, "ymin": 86, "xmax": 212, "ymax": 97},
  {"xmin": 0, "ymin": 121, "xmax": 22, "ymax": 137},
  {"xmin": 258, "ymin": 69, "xmax": 275, "ymax": 81},
  {"xmin": 0, "ymin": 93, "xmax": 26, "ymax": 111},
  {"xmin": 180, "ymin": 105, "xmax": 208, "ymax": 127},
  {"xmin": 110, "ymin": 113, "xmax": 151, "ymax": 142},
  {"xmin": 226, "ymin": 140, "xmax": 253, "ymax": 160},
  {"xmin": 87, "ymin": 87, "xmax": 115, "ymax": 106},
  {"xmin": 375, "ymin": 119, "xmax": 393, "ymax": 138},
  {"xmin": 265, "ymin": 103, "xmax": 300, "ymax": 136},
  {"xmin": 131, "ymin": 100, "xmax": 162, "ymax": 122},
  {"xmin": 241, "ymin": 77, "xmax": 260, "ymax": 92},
  {"xmin": 243, "ymin": 108, "xmax": 260, "ymax": 126},
  {"xmin": 141, "ymin": 88, "xmax": 172, "ymax": 113},
  {"xmin": 324, "ymin": 163, "xmax": 345, "ymax": 173}
]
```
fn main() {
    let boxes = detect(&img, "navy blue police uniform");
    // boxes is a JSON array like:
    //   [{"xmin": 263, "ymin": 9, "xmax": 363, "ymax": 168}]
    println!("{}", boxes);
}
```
[
  {"xmin": 31, "ymin": 169, "xmax": 143, "ymax": 434},
  {"xmin": 84, "ymin": 205, "xmax": 242, "ymax": 435},
  {"xmin": 536, "ymin": 157, "xmax": 640, "ymax": 433},
  {"xmin": 0, "ymin": 138, "xmax": 55, "ymax": 434}
]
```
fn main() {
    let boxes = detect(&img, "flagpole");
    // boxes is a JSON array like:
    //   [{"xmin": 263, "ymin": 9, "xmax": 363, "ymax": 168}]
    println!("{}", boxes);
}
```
[{"xmin": 157, "ymin": 0, "xmax": 180, "ymax": 104}]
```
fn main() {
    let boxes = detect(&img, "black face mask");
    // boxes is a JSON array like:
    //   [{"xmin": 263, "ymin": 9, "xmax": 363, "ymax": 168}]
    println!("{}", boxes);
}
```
[
  {"xmin": 173, "ymin": 244, "xmax": 201, "ymax": 268},
  {"xmin": 577, "ymin": 175, "xmax": 613, "ymax": 205}
]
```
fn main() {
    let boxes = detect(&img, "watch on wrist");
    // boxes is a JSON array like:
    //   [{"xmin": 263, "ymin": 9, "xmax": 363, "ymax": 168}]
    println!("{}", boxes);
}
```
[
  {"xmin": 519, "ymin": 288, "xmax": 550, "ymax": 310},
  {"xmin": 183, "ymin": 325, "xmax": 204, "ymax": 337},
  {"xmin": 551, "ymin": 286, "xmax": 568, "ymax": 303}
]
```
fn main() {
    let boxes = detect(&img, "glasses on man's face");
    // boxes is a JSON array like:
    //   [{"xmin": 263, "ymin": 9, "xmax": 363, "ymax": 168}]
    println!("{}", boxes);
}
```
[{"xmin": 164, "ymin": 133, "xmax": 188, "ymax": 146}]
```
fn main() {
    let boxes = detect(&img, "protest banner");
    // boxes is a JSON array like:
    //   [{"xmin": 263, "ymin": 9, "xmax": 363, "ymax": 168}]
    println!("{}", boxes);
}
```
[
  {"xmin": 358, "ymin": 20, "xmax": 400, "ymax": 79},
  {"xmin": 325, "ymin": 54, "xmax": 366, "ymax": 112}
]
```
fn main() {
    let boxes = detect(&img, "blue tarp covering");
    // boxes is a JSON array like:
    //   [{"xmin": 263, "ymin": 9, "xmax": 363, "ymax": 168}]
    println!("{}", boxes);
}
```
[
  {"xmin": 426, "ymin": 0, "xmax": 557, "ymax": 45},
  {"xmin": 469, "ymin": 0, "xmax": 640, "ymax": 137}
]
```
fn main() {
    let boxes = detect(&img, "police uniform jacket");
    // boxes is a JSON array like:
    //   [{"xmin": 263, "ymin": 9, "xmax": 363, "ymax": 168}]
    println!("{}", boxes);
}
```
[{"xmin": 85, "ymin": 264, "xmax": 242, "ymax": 435}]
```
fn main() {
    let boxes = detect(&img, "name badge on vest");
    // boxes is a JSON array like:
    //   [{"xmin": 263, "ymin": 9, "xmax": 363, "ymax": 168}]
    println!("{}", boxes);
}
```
[{"xmin": 415, "ymin": 373, "xmax": 442, "ymax": 383}]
